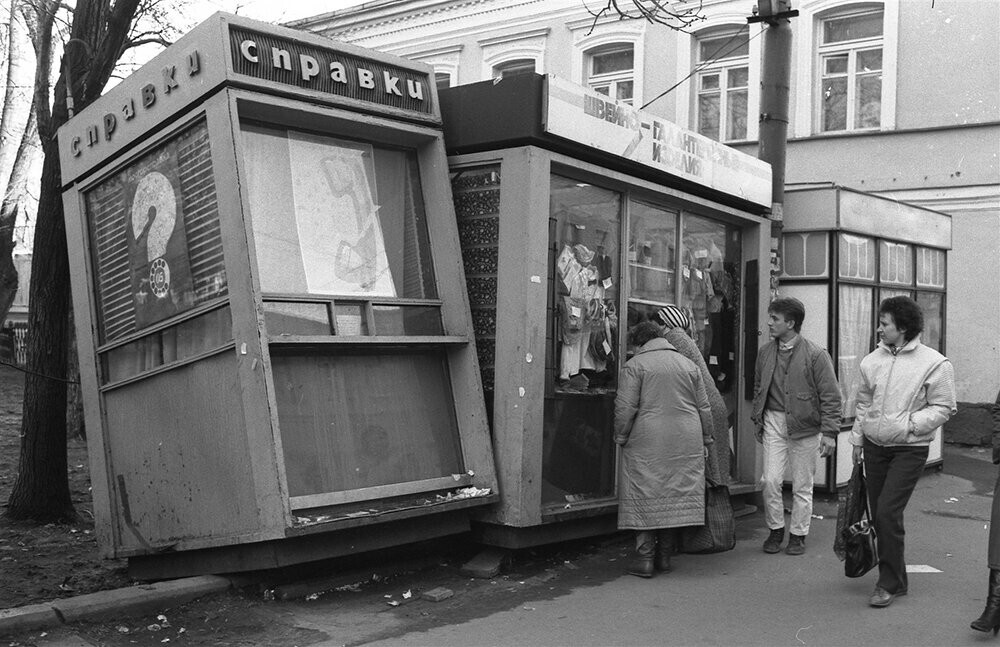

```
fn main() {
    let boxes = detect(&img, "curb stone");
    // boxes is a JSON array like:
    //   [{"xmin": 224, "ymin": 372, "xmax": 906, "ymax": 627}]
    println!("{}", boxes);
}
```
[{"xmin": 0, "ymin": 575, "xmax": 231, "ymax": 637}]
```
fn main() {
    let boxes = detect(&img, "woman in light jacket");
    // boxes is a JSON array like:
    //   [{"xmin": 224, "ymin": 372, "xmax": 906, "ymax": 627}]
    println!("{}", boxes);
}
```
[
  {"xmin": 849, "ymin": 296, "xmax": 956, "ymax": 608},
  {"xmin": 614, "ymin": 321, "xmax": 714, "ymax": 578}
]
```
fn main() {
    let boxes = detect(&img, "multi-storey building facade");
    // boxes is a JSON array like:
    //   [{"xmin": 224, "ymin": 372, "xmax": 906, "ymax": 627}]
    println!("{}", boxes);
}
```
[{"xmin": 291, "ymin": 0, "xmax": 999, "ymax": 408}]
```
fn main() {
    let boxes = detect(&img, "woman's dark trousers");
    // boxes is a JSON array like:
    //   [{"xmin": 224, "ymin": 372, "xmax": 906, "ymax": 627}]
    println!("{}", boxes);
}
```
[
  {"xmin": 863, "ymin": 439, "xmax": 929, "ymax": 595},
  {"xmin": 989, "ymin": 469, "xmax": 1000, "ymax": 569}
]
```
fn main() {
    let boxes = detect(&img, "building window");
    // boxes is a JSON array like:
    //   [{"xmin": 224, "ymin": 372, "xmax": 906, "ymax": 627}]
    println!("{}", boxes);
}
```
[
  {"xmin": 435, "ymin": 72, "xmax": 452, "ymax": 90},
  {"xmin": 587, "ymin": 46, "xmax": 634, "ymax": 104},
  {"xmin": 492, "ymin": 58, "xmax": 535, "ymax": 80},
  {"xmin": 695, "ymin": 31, "xmax": 750, "ymax": 141},
  {"xmin": 818, "ymin": 8, "xmax": 883, "ymax": 132}
]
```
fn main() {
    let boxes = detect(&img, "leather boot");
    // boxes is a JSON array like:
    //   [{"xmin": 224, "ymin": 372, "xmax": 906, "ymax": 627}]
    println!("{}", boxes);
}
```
[
  {"xmin": 628, "ymin": 531, "xmax": 655, "ymax": 578},
  {"xmin": 655, "ymin": 529, "xmax": 675, "ymax": 572},
  {"xmin": 971, "ymin": 569, "xmax": 1000, "ymax": 634}
]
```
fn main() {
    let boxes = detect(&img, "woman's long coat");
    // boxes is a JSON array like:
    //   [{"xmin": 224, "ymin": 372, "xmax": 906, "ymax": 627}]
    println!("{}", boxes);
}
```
[
  {"xmin": 665, "ymin": 328, "xmax": 732, "ymax": 485},
  {"xmin": 614, "ymin": 337, "xmax": 713, "ymax": 530}
]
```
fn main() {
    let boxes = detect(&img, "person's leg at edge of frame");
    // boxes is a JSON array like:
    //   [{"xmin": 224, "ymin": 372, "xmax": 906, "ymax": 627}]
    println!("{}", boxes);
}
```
[
  {"xmin": 786, "ymin": 432, "xmax": 821, "ymax": 555},
  {"xmin": 761, "ymin": 410, "xmax": 788, "ymax": 553}
]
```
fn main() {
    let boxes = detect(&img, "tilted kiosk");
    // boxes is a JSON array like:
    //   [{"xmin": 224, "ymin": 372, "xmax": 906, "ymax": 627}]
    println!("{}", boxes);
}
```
[{"xmin": 58, "ymin": 13, "xmax": 497, "ymax": 577}]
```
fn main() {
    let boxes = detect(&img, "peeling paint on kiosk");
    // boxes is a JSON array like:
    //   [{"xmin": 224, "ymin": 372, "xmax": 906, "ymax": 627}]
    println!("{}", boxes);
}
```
[{"xmin": 58, "ymin": 13, "xmax": 497, "ymax": 578}]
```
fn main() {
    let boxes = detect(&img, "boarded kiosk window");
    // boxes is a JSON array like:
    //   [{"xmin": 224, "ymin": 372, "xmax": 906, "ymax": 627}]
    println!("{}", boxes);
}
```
[{"xmin": 271, "ymin": 349, "xmax": 464, "ymax": 501}]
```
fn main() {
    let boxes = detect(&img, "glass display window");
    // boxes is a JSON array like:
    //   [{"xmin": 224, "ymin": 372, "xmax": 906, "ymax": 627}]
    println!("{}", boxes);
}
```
[
  {"xmin": 838, "ymin": 233, "xmax": 875, "ymax": 280},
  {"xmin": 838, "ymin": 284, "xmax": 873, "ymax": 418},
  {"xmin": 916, "ymin": 247, "xmax": 946, "ymax": 288},
  {"xmin": 916, "ymin": 291, "xmax": 944, "ymax": 351},
  {"xmin": 548, "ymin": 175, "xmax": 621, "ymax": 394},
  {"xmin": 628, "ymin": 200, "xmax": 677, "ymax": 305},
  {"xmin": 241, "ymin": 122, "xmax": 437, "ymax": 301},
  {"xmin": 879, "ymin": 240, "xmax": 913, "ymax": 285},
  {"xmin": 680, "ymin": 215, "xmax": 742, "ymax": 396},
  {"xmin": 781, "ymin": 232, "xmax": 829, "ymax": 278}
]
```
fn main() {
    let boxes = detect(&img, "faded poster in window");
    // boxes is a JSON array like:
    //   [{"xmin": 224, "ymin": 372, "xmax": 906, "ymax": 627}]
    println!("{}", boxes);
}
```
[
  {"xmin": 288, "ymin": 133, "xmax": 395, "ymax": 296},
  {"xmin": 123, "ymin": 147, "xmax": 196, "ymax": 329}
]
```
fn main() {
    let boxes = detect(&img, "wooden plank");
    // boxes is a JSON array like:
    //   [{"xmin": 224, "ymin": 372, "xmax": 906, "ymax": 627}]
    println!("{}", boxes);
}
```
[
  {"xmin": 213, "ymin": 93, "xmax": 292, "ymax": 537},
  {"xmin": 289, "ymin": 475, "xmax": 472, "ymax": 510},
  {"xmin": 103, "ymin": 354, "xmax": 262, "ymax": 553},
  {"xmin": 62, "ymin": 187, "xmax": 117, "ymax": 558},
  {"xmin": 490, "ymin": 146, "xmax": 550, "ymax": 526},
  {"xmin": 418, "ymin": 137, "xmax": 500, "ymax": 499}
]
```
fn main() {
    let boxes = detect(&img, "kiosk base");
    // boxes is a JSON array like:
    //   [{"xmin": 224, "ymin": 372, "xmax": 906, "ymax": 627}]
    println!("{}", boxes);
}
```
[{"xmin": 128, "ymin": 510, "xmax": 471, "ymax": 581}]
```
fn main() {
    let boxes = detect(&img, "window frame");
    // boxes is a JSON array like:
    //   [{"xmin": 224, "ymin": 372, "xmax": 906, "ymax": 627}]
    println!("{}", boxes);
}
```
[
  {"xmin": 803, "ymin": 2, "xmax": 896, "ymax": 136},
  {"xmin": 586, "ymin": 44, "xmax": 636, "ymax": 105},
  {"xmin": 693, "ymin": 30, "xmax": 751, "ymax": 142}
]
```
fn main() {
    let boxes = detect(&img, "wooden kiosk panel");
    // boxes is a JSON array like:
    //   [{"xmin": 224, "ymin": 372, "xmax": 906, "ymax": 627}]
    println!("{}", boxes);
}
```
[
  {"xmin": 59, "ymin": 13, "xmax": 497, "ymax": 570},
  {"xmin": 103, "ymin": 352, "xmax": 258, "ymax": 554}
]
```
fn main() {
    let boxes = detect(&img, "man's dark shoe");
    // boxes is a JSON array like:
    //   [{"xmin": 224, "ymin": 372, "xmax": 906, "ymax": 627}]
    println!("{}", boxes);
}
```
[
  {"xmin": 785, "ymin": 533, "xmax": 806, "ymax": 555},
  {"xmin": 869, "ymin": 586, "xmax": 898, "ymax": 608},
  {"xmin": 654, "ymin": 551, "xmax": 672, "ymax": 572},
  {"xmin": 627, "ymin": 557, "xmax": 655, "ymax": 578},
  {"xmin": 763, "ymin": 528, "xmax": 784, "ymax": 554}
]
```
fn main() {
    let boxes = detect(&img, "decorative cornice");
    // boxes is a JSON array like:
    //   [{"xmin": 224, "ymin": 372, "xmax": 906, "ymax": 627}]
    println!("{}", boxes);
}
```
[{"xmin": 478, "ymin": 27, "xmax": 551, "ymax": 47}]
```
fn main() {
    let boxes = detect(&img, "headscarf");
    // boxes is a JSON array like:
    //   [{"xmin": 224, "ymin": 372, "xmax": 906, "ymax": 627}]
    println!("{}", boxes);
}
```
[{"xmin": 656, "ymin": 305, "xmax": 690, "ymax": 331}]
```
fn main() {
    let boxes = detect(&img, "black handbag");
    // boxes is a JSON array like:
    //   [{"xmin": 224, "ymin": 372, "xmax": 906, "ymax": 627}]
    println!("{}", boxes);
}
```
[
  {"xmin": 842, "ymin": 464, "xmax": 879, "ymax": 578},
  {"xmin": 680, "ymin": 483, "xmax": 736, "ymax": 554}
]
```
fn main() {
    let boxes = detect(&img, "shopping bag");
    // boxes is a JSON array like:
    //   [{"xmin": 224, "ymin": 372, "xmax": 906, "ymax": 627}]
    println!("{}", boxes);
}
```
[
  {"xmin": 834, "ymin": 462, "xmax": 866, "ymax": 560},
  {"xmin": 680, "ymin": 484, "xmax": 736, "ymax": 554},
  {"xmin": 841, "ymin": 464, "xmax": 879, "ymax": 578}
]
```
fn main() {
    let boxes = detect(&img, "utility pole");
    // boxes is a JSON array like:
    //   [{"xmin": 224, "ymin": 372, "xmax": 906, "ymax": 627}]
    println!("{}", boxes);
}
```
[{"xmin": 749, "ymin": 0, "xmax": 797, "ymax": 296}]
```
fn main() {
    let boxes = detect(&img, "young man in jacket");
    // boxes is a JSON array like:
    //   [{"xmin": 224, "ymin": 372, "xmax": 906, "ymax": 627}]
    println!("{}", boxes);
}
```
[
  {"xmin": 850, "ymin": 296, "xmax": 956, "ymax": 608},
  {"xmin": 752, "ymin": 297, "xmax": 841, "ymax": 556}
]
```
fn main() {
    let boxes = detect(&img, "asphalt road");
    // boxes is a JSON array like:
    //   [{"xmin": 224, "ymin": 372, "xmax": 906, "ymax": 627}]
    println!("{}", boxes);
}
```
[{"xmin": 21, "ymin": 444, "xmax": 1000, "ymax": 647}]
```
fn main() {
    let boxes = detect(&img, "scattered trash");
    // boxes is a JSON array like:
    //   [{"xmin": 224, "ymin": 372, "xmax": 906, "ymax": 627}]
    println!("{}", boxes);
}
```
[
  {"xmin": 334, "ymin": 583, "xmax": 362, "ymax": 592},
  {"xmin": 402, "ymin": 589, "xmax": 412, "ymax": 599},
  {"xmin": 305, "ymin": 593, "xmax": 320, "ymax": 601},
  {"xmin": 522, "ymin": 606, "xmax": 535, "ymax": 611},
  {"xmin": 157, "ymin": 615, "xmax": 170, "ymax": 627},
  {"xmin": 811, "ymin": 514, "xmax": 824, "ymax": 520},
  {"xmin": 147, "ymin": 624, "xmax": 162, "ymax": 632},
  {"xmin": 387, "ymin": 600, "xmax": 400, "ymax": 607},
  {"xmin": 947, "ymin": 497, "xmax": 959, "ymax": 503},
  {"xmin": 178, "ymin": 628, "xmax": 186, "ymax": 634},
  {"xmin": 795, "ymin": 625, "xmax": 812, "ymax": 645},
  {"xmin": 263, "ymin": 589, "xmax": 275, "ymax": 601},
  {"xmin": 116, "ymin": 626, "xmax": 130, "ymax": 633}
]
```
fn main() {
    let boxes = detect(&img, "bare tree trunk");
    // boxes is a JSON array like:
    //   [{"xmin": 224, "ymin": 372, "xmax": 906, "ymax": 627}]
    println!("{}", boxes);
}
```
[
  {"xmin": 6, "ymin": 0, "xmax": 141, "ymax": 522},
  {"xmin": 67, "ymin": 304, "xmax": 84, "ymax": 440},
  {"xmin": 6, "ymin": 138, "xmax": 75, "ymax": 522}
]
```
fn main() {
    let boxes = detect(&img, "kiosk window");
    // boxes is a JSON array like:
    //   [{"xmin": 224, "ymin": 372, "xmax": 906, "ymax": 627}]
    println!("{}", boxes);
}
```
[
  {"xmin": 549, "ymin": 175, "xmax": 620, "ymax": 394},
  {"xmin": 85, "ymin": 120, "xmax": 228, "ymax": 343},
  {"xmin": 838, "ymin": 284, "xmax": 873, "ymax": 418},
  {"xmin": 241, "ymin": 124, "xmax": 437, "ymax": 300},
  {"xmin": 272, "ymin": 349, "xmax": 463, "ymax": 499}
]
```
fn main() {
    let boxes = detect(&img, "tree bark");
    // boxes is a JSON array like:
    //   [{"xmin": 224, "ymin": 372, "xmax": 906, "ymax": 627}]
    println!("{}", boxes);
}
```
[
  {"xmin": 6, "ymin": 0, "xmax": 141, "ymax": 522},
  {"xmin": 5, "ymin": 136, "xmax": 75, "ymax": 522}
]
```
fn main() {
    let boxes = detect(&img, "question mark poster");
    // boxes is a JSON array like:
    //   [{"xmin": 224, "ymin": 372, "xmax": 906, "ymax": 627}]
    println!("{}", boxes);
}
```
[{"xmin": 123, "ymin": 145, "xmax": 195, "ymax": 329}]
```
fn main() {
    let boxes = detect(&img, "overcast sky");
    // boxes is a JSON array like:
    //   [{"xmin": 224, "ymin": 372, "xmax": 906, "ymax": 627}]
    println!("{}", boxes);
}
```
[{"xmin": 183, "ymin": 0, "xmax": 366, "ymax": 25}]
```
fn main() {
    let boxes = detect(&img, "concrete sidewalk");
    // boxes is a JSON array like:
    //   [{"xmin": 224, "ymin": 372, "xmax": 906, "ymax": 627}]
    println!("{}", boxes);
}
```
[
  {"xmin": 2, "ymin": 444, "xmax": 994, "ymax": 646},
  {"xmin": 0, "ymin": 575, "xmax": 230, "ymax": 636}
]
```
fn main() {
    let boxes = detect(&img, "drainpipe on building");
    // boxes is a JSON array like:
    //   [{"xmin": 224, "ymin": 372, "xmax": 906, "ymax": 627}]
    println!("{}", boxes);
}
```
[{"xmin": 750, "ymin": 0, "xmax": 797, "ymax": 298}]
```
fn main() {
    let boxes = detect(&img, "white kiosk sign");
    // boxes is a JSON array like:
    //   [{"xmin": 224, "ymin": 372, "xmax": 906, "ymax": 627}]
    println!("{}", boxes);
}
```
[{"xmin": 545, "ymin": 75, "xmax": 772, "ymax": 208}]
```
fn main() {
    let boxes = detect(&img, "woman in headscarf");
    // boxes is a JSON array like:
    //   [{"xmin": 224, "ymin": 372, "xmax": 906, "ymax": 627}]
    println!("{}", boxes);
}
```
[
  {"xmin": 614, "ymin": 321, "xmax": 714, "ymax": 577},
  {"xmin": 656, "ymin": 305, "xmax": 731, "ymax": 485}
]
